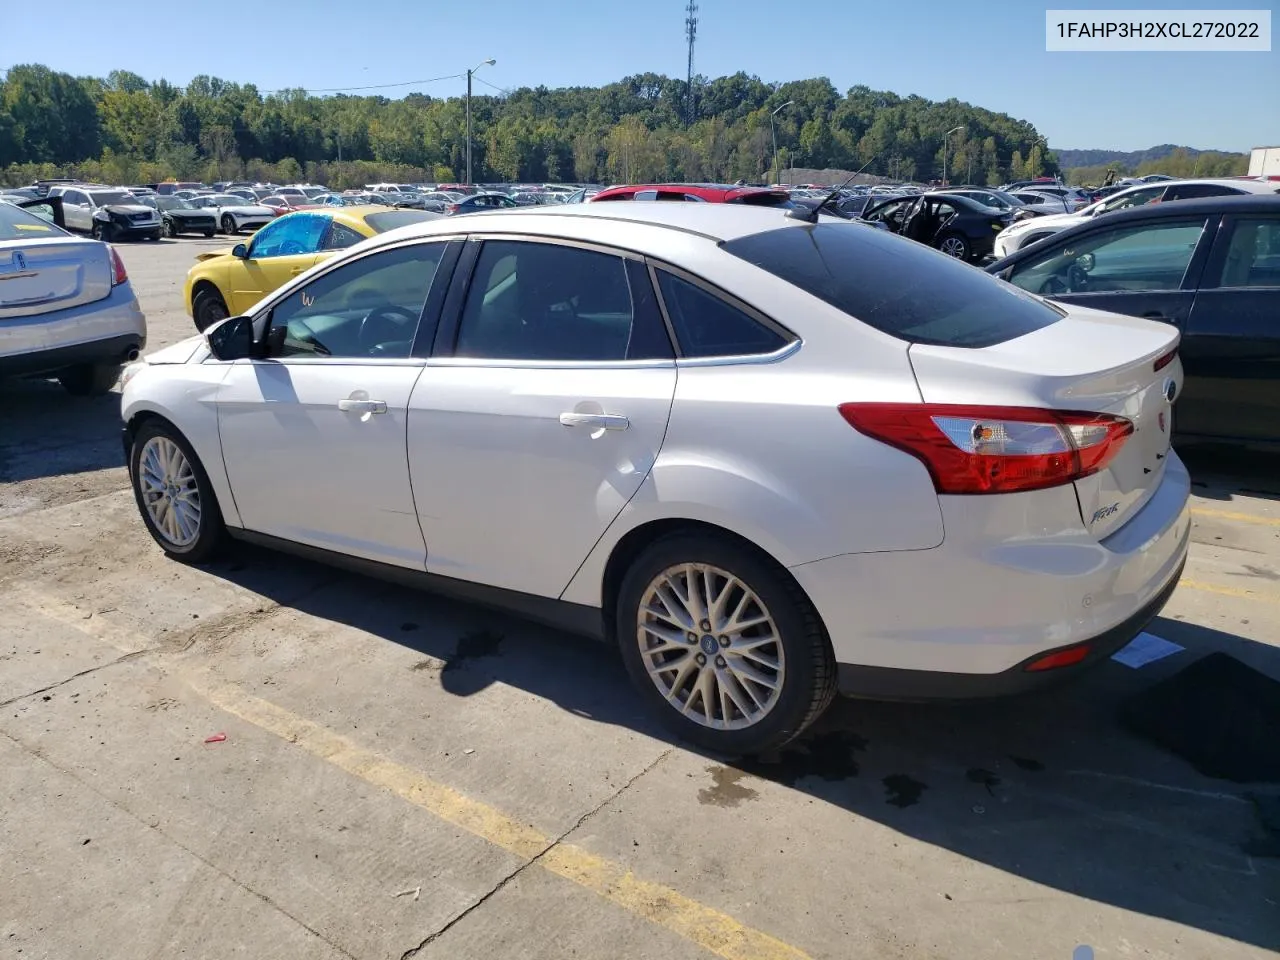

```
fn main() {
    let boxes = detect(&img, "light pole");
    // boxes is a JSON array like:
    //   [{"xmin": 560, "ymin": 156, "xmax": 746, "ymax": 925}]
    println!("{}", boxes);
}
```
[
  {"xmin": 770, "ymin": 100, "xmax": 793, "ymax": 186},
  {"xmin": 466, "ymin": 58, "xmax": 496, "ymax": 185},
  {"xmin": 942, "ymin": 125, "xmax": 963, "ymax": 186}
]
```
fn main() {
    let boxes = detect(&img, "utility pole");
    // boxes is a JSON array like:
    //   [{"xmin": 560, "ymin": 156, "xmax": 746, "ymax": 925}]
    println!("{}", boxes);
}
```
[
  {"xmin": 770, "ymin": 100, "xmax": 793, "ymax": 186},
  {"xmin": 685, "ymin": 1, "xmax": 698, "ymax": 125},
  {"xmin": 943, "ymin": 125, "xmax": 963, "ymax": 186},
  {"xmin": 466, "ymin": 58, "xmax": 496, "ymax": 184}
]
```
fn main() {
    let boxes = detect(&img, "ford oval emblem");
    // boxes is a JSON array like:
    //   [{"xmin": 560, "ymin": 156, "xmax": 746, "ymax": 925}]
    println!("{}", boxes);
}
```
[{"xmin": 1163, "ymin": 378, "xmax": 1177, "ymax": 403}]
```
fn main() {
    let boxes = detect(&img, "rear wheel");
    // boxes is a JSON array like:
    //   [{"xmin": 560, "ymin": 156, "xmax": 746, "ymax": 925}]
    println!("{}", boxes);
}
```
[
  {"xmin": 192, "ymin": 287, "xmax": 229, "ymax": 332},
  {"xmin": 937, "ymin": 232, "xmax": 971, "ymax": 261},
  {"xmin": 616, "ymin": 533, "xmax": 836, "ymax": 755},
  {"xmin": 129, "ymin": 420, "xmax": 225, "ymax": 562},
  {"xmin": 221, "ymin": 215, "xmax": 237, "ymax": 235},
  {"xmin": 58, "ymin": 363, "xmax": 122, "ymax": 396}
]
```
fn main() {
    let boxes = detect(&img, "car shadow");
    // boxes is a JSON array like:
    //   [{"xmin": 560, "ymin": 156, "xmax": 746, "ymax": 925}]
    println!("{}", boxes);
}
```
[
  {"xmin": 1178, "ymin": 442, "xmax": 1280, "ymax": 503},
  {"xmin": 0, "ymin": 379, "xmax": 123, "ymax": 483},
  {"xmin": 198, "ymin": 546, "xmax": 1280, "ymax": 953}
]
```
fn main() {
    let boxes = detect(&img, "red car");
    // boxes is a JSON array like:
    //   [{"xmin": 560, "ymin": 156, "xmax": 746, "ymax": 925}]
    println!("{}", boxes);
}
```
[
  {"xmin": 259, "ymin": 195, "xmax": 325, "ymax": 216},
  {"xmin": 589, "ymin": 183, "xmax": 794, "ymax": 206}
]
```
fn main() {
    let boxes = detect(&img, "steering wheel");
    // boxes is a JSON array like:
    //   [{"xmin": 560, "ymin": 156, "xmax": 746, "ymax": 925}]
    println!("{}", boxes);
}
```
[
  {"xmin": 1040, "ymin": 274, "xmax": 1071, "ymax": 296},
  {"xmin": 1066, "ymin": 262, "xmax": 1090, "ymax": 291},
  {"xmin": 279, "ymin": 240, "xmax": 305, "ymax": 255},
  {"xmin": 359, "ymin": 305, "xmax": 418, "ymax": 353}
]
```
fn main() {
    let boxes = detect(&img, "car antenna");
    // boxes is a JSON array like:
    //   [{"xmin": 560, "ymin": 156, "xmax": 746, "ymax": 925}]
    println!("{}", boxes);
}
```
[{"xmin": 786, "ymin": 156, "xmax": 879, "ymax": 223}]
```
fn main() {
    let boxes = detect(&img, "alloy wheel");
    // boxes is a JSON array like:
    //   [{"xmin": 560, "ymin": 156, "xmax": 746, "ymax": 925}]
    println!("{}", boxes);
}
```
[
  {"xmin": 939, "ymin": 236, "xmax": 967, "ymax": 258},
  {"xmin": 138, "ymin": 436, "xmax": 202, "ymax": 548},
  {"xmin": 636, "ymin": 563, "xmax": 785, "ymax": 730}
]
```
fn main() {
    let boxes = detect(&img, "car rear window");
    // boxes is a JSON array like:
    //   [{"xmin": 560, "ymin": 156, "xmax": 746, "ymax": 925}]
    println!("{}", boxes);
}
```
[
  {"xmin": 722, "ymin": 223, "xmax": 1063, "ymax": 348},
  {"xmin": 730, "ymin": 192, "xmax": 794, "ymax": 208},
  {"xmin": 0, "ymin": 202, "xmax": 67, "ymax": 239},
  {"xmin": 365, "ymin": 210, "xmax": 441, "ymax": 232}
]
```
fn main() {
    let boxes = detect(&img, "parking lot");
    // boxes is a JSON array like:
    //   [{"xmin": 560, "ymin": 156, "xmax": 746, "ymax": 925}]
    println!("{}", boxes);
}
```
[{"xmin": 2, "ymin": 237, "xmax": 1278, "ymax": 959}]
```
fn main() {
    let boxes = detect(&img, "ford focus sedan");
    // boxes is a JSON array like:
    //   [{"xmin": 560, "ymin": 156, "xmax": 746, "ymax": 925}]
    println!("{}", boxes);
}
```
[{"xmin": 121, "ymin": 203, "xmax": 1191, "ymax": 755}]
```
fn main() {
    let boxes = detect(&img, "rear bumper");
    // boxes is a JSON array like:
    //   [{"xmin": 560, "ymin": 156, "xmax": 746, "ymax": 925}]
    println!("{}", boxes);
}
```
[
  {"xmin": 0, "ymin": 283, "xmax": 147, "ymax": 375},
  {"xmin": 835, "ymin": 554, "xmax": 1185, "ymax": 699},
  {"xmin": 0, "ymin": 332, "xmax": 144, "ymax": 376},
  {"xmin": 790, "ymin": 452, "xmax": 1192, "ymax": 695}
]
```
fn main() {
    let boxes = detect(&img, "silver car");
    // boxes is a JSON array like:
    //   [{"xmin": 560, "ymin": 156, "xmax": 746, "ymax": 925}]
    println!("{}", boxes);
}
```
[{"xmin": 0, "ymin": 199, "xmax": 146, "ymax": 395}]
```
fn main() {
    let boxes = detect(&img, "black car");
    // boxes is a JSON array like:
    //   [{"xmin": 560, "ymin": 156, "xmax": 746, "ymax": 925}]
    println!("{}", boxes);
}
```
[
  {"xmin": 987, "ymin": 195, "xmax": 1280, "ymax": 449},
  {"xmin": 444, "ymin": 193, "xmax": 520, "ymax": 215},
  {"xmin": 860, "ymin": 192, "xmax": 1013, "ymax": 262},
  {"xmin": 138, "ymin": 196, "xmax": 218, "ymax": 238}
]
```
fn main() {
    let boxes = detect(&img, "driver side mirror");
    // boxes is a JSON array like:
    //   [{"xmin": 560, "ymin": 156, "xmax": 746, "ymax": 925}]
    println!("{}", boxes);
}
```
[
  {"xmin": 205, "ymin": 315, "xmax": 255, "ymax": 361},
  {"xmin": 232, "ymin": 243, "xmax": 249, "ymax": 259}
]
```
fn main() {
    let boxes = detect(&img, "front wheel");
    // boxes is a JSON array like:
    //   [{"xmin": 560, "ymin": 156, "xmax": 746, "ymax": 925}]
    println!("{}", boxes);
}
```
[
  {"xmin": 616, "ymin": 533, "xmax": 836, "ymax": 755},
  {"xmin": 130, "ymin": 420, "xmax": 226, "ymax": 562},
  {"xmin": 91, "ymin": 222, "xmax": 113, "ymax": 242},
  {"xmin": 221, "ymin": 215, "xmax": 237, "ymax": 235},
  {"xmin": 192, "ymin": 287, "xmax": 229, "ymax": 332},
  {"xmin": 162, "ymin": 218, "xmax": 177, "ymax": 238},
  {"xmin": 937, "ymin": 232, "xmax": 971, "ymax": 261}
]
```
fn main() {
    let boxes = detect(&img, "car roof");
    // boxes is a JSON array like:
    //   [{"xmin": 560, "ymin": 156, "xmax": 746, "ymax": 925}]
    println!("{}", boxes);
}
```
[
  {"xmin": 593, "ymin": 183, "xmax": 786, "ymax": 201},
  {"xmin": 367, "ymin": 201, "xmax": 841, "ymax": 252}
]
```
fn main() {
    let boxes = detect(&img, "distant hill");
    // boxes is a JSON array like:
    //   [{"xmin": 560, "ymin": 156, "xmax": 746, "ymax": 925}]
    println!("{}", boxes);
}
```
[{"xmin": 1057, "ymin": 144, "xmax": 1242, "ymax": 168}]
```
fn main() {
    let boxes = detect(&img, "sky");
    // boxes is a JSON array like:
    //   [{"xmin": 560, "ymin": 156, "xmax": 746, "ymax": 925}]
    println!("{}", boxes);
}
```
[{"xmin": 3, "ymin": 0, "xmax": 1275, "ymax": 153}]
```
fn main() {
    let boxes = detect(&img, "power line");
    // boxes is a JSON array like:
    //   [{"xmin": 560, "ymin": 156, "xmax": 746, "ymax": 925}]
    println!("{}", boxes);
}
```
[
  {"xmin": 262, "ymin": 72, "xmax": 465, "ymax": 96},
  {"xmin": 472, "ymin": 76, "xmax": 512, "ymax": 97}
]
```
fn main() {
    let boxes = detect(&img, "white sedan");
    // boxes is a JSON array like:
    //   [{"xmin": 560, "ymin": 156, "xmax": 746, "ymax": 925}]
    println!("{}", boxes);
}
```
[
  {"xmin": 189, "ymin": 193, "xmax": 277, "ymax": 234},
  {"xmin": 119, "ymin": 203, "xmax": 1191, "ymax": 755}
]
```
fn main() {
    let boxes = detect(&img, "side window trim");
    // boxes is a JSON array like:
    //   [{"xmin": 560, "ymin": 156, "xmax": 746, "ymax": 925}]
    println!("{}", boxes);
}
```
[{"xmin": 645, "ymin": 258, "xmax": 799, "ymax": 362}]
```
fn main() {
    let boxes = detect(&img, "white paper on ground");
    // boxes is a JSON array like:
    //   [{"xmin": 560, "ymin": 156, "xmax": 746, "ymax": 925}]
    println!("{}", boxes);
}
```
[{"xmin": 1111, "ymin": 632, "xmax": 1185, "ymax": 669}]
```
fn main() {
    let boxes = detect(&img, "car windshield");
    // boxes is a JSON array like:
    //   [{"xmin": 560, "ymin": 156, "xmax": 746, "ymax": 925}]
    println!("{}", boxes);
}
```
[
  {"xmin": 0, "ymin": 201, "xmax": 68, "ymax": 239},
  {"xmin": 209, "ymin": 195, "xmax": 243, "ymax": 205},
  {"xmin": 157, "ymin": 197, "xmax": 193, "ymax": 210},
  {"xmin": 301, "ymin": 187, "xmax": 326, "ymax": 198},
  {"xmin": 90, "ymin": 191, "xmax": 135, "ymax": 206},
  {"xmin": 364, "ymin": 210, "xmax": 440, "ymax": 232},
  {"xmin": 722, "ymin": 223, "xmax": 1063, "ymax": 348}
]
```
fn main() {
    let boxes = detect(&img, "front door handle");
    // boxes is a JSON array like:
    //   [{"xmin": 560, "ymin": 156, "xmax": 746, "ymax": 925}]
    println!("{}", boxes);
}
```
[
  {"xmin": 559, "ymin": 412, "xmax": 630, "ymax": 431},
  {"xmin": 338, "ymin": 398, "xmax": 387, "ymax": 415},
  {"xmin": 1142, "ymin": 311, "xmax": 1174, "ymax": 324}
]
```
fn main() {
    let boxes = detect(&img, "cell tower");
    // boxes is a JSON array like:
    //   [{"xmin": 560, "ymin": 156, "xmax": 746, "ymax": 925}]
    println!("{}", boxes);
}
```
[{"xmin": 685, "ymin": 0, "xmax": 698, "ymax": 125}]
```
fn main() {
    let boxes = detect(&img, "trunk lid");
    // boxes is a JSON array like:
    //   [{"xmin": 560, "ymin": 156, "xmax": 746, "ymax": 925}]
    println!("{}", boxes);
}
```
[
  {"xmin": 908, "ymin": 304, "xmax": 1181, "ymax": 539},
  {"xmin": 0, "ymin": 238, "xmax": 113, "ymax": 317}
]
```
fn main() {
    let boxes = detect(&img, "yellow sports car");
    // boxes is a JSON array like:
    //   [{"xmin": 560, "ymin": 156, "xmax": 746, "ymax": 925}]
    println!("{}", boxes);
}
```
[{"xmin": 183, "ymin": 206, "xmax": 442, "ymax": 330}]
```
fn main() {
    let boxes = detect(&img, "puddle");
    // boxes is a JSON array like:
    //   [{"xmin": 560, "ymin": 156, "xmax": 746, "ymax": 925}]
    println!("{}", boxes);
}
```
[
  {"xmin": 698, "ymin": 766, "xmax": 760, "ymax": 807},
  {"xmin": 739, "ymin": 730, "xmax": 867, "ymax": 787}
]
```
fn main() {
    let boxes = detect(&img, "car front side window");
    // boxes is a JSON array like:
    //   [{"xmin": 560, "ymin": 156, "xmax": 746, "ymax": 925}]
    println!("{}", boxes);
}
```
[
  {"xmin": 1007, "ymin": 219, "xmax": 1207, "ymax": 296},
  {"xmin": 453, "ymin": 240, "xmax": 669, "ymax": 362},
  {"xmin": 265, "ymin": 242, "xmax": 448, "ymax": 359},
  {"xmin": 249, "ymin": 214, "xmax": 328, "ymax": 258}
]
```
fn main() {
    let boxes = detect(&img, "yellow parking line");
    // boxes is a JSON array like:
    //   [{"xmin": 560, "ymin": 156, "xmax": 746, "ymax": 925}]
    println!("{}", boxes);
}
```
[
  {"xmin": 1179, "ymin": 578, "xmax": 1280, "ymax": 605},
  {"xmin": 15, "ymin": 588, "xmax": 811, "ymax": 960},
  {"xmin": 1191, "ymin": 507, "xmax": 1280, "ymax": 528}
]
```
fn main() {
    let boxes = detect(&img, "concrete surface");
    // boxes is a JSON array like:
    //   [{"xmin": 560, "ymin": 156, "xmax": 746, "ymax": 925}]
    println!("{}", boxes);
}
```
[{"xmin": 1, "ymin": 237, "xmax": 1278, "ymax": 960}]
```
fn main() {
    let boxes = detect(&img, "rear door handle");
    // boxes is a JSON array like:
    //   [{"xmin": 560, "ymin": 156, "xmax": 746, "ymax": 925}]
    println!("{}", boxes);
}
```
[
  {"xmin": 338, "ymin": 398, "xmax": 387, "ymax": 415},
  {"xmin": 559, "ymin": 412, "xmax": 630, "ymax": 431},
  {"xmin": 1142, "ymin": 311, "xmax": 1174, "ymax": 323}
]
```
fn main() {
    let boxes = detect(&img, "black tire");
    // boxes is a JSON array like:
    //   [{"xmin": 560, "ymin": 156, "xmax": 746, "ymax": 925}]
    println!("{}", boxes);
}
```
[
  {"xmin": 162, "ymin": 218, "xmax": 177, "ymax": 238},
  {"xmin": 937, "ymin": 232, "xmax": 971, "ymax": 261},
  {"xmin": 148, "ymin": 230, "xmax": 161, "ymax": 241},
  {"xmin": 616, "ymin": 532, "xmax": 836, "ymax": 756},
  {"xmin": 221, "ymin": 214, "xmax": 237, "ymax": 235},
  {"xmin": 129, "ymin": 419, "xmax": 226, "ymax": 563},
  {"xmin": 203, "ymin": 230, "xmax": 216, "ymax": 238},
  {"xmin": 91, "ymin": 222, "xmax": 113, "ymax": 242},
  {"xmin": 58, "ymin": 363, "xmax": 122, "ymax": 396},
  {"xmin": 192, "ymin": 287, "xmax": 229, "ymax": 333}
]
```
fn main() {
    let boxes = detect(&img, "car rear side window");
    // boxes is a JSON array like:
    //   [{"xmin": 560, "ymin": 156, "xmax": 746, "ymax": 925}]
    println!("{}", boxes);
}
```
[
  {"xmin": 655, "ymin": 271, "xmax": 790, "ymax": 357},
  {"xmin": 722, "ymin": 223, "xmax": 1062, "ymax": 348},
  {"xmin": 0, "ymin": 202, "xmax": 65, "ymax": 239}
]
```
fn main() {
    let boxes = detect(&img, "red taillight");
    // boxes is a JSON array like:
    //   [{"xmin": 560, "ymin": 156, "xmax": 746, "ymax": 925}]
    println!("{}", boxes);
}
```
[
  {"xmin": 1024, "ymin": 643, "xmax": 1091, "ymax": 672},
  {"xmin": 109, "ymin": 246, "xmax": 128, "ymax": 285},
  {"xmin": 1153, "ymin": 349, "xmax": 1177, "ymax": 372},
  {"xmin": 838, "ymin": 403, "xmax": 1134, "ymax": 495},
  {"xmin": 446, "ymin": 203, "xmax": 459, "ymax": 214}
]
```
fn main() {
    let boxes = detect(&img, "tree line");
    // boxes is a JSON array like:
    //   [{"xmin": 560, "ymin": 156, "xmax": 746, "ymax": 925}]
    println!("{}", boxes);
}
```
[{"xmin": 1, "ymin": 63, "xmax": 1070, "ymax": 188}]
